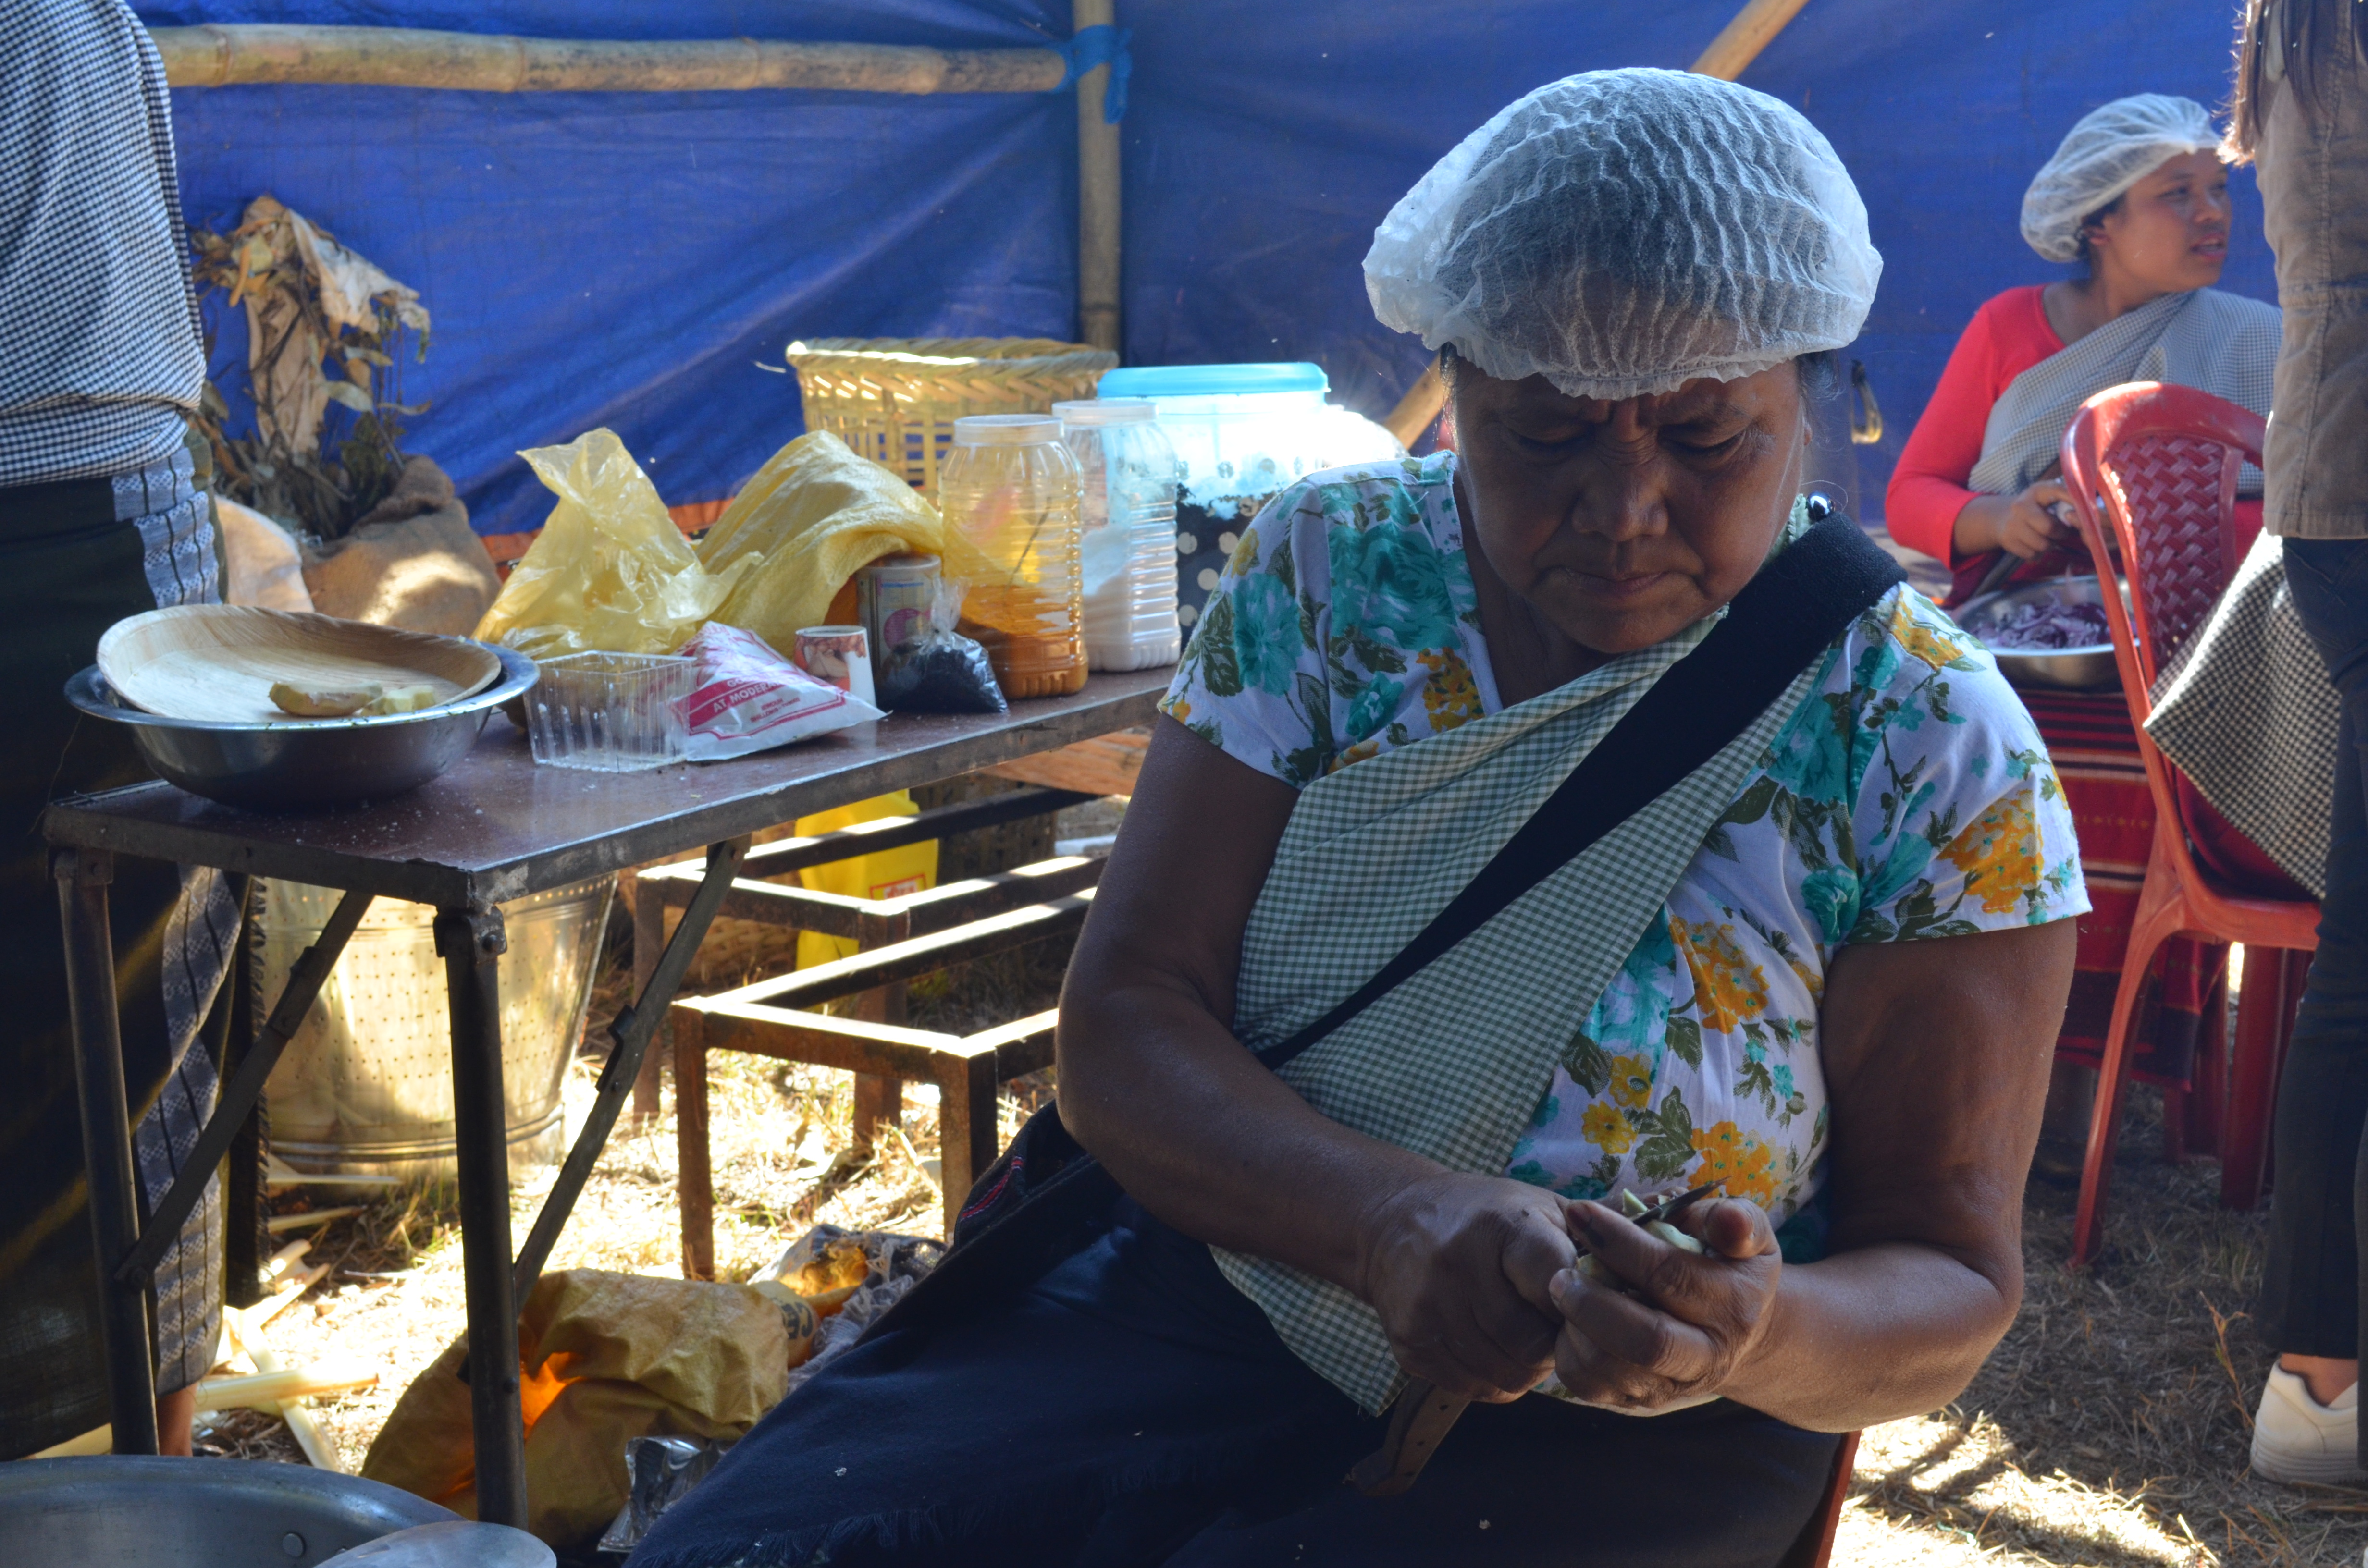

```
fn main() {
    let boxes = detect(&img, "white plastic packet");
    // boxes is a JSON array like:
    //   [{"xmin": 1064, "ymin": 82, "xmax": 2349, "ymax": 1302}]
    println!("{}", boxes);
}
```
[{"xmin": 679, "ymin": 622, "xmax": 881, "ymax": 761}]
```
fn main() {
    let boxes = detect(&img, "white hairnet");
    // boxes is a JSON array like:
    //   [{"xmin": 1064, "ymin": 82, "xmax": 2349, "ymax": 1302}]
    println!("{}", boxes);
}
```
[
  {"xmin": 1363, "ymin": 68, "xmax": 1882, "ymax": 402},
  {"xmin": 2020, "ymin": 95, "xmax": 2220, "ymax": 262}
]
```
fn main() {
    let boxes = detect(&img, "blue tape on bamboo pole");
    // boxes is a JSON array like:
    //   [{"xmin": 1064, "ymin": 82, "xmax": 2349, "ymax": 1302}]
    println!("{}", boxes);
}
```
[{"xmin": 1055, "ymin": 24, "xmax": 1130, "ymax": 122}]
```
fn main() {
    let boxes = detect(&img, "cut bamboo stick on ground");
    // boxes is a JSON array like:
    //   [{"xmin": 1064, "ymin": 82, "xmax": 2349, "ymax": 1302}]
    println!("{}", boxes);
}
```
[
  {"xmin": 228, "ymin": 1315, "xmax": 350, "ymax": 1472},
  {"xmin": 242, "ymin": 1262, "xmax": 333, "ymax": 1331},
  {"xmin": 193, "ymin": 1364, "xmax": 380, "ymax": 1414},
  {"xmin": 28, "ymin": 1423, "xmax": 114, "ymax": 1459},
  {"xmin": 262, "ymin": 1237, "xmax": 314, "ymax": 1282},
  {"xmin": 267, "ymin": 1172, "xmax": 402, "ymax": 1189},
  {"xmin": 267, "ymin": 1206, "xmax": 365, "ymax": 1234}
]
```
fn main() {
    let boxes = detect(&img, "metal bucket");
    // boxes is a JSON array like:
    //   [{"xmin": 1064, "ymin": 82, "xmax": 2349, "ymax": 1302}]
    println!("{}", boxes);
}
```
[
  {"xmin": 258, "ymin": 876, "xmax": 614, "ymax": 1184},
  {"xmin": 0, "ymin": 1456, "xmax": 453, "ymax": 1567}
]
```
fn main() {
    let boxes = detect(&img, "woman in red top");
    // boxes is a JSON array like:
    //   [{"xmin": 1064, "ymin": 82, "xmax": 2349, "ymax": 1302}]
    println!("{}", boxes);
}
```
[
  {"xmin": 1888, "ymin": 96, "xmax": 2287, "ymax": 1174},
  {"xmin": 1888, "ymin": 99, "xmax": 2275, "ymax": 601}
]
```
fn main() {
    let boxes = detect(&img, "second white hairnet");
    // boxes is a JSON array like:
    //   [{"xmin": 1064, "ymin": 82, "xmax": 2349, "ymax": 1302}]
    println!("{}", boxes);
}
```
[
  {"xmin": 2021, "ymin": 95, "xmax": 2220, "ymax": 262},
  {"xmin": 1363, "ymin": 69, "xmax": 1881, "ymax": 402}
]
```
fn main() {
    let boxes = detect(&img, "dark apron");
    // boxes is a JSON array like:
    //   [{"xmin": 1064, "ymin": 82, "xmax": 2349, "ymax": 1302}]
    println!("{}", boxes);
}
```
[
  {"xmin": 628, "ymin": 1198, "xmax": 1840, "ymax": 1568},
  {"xmin": 0, "ymin": 455, "xmax": 234, "ymax": 1456}
]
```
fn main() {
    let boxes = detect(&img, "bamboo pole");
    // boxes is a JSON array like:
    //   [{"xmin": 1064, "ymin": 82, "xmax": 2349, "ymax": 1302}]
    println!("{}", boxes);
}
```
[
  {"xmin": 1374, "ymin": 0, "xmax": 1817, "ymax": 440},
  {"xmin": 1382, "ymin": 364, "xmax": 1446, "ymax": 448},
  {"xmin": 150, "ymin": 24, "xmax": 1066, "ymax": 95},
  {"xmin": 1689, "ymin": 0, "xmax": 1815, "ymax": 81},
  {"xmin": 1073, "ymin": 0, "xmax": 1123, "ymax": 353}
]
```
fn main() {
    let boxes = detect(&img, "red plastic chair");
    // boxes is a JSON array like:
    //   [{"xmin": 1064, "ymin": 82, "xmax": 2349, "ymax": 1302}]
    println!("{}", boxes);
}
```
[
  {"xmin": 1778, "ymin": 1431, "xmax": 1859, "ymax": 1568},
  {"xmin": 2057, "ymin": 382, "xmax": 2321, "ymax": 1267}
]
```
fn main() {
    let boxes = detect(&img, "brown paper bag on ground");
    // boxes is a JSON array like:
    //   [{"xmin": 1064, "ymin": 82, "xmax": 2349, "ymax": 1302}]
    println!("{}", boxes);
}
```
[
  {"xmin": 360, "ymin": 1269, "xmax": 789, "ymax": 1554},
  {"xmin": 303, "ymin": 455, "xmax": 501, "ymax": 635}
]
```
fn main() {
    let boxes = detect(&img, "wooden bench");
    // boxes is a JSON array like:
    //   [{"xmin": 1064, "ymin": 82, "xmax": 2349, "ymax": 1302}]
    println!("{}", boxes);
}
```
[
  {"xmin": 627, "ymin": 784, "xmax": 1094, "ymax": 1121},
  {"xmin": 646, "ymin": 785, "xmax": 1103, "ymax": 1276}
]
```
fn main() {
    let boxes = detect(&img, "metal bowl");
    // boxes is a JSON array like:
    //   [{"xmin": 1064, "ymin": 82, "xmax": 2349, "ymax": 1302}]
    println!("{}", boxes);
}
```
[
  {"xmin": 0, "ymin": 1455, "xmax": 454, "ymax": 1567},
  {"xmin": 1955, "ymin": 576, "xmax": 2121, "ymax": 691},
  {"xmin": 64, "ymin": 643, "xmax": 538, "ymax": 812}
]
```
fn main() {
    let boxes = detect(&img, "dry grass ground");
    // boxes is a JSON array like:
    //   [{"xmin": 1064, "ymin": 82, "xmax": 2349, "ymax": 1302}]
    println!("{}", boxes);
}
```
[
  {"xmin": 213, "ymin": 936, "xmax": 2363, "ymax": 1567},
  {"xmin": 1826, "ymin": 1084, "xmax": 2364, "ymax": 1568}
]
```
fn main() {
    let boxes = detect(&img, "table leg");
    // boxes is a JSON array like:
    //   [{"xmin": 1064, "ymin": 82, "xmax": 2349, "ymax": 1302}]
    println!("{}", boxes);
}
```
[
  {"xmin": 518, "ymin": 842, "xmax": 748, "ymax": 1298},
  {"xmin": 935, "ymin": 1052, "xmax": 1000, "ymax": 1238},
  {"xmin": 56, "ymin": 848, "xmax": 160, "ymax": 1456},
  {"xmin": 435, "ymin": 906, "xmax": 526, "ymax": 1530},
  {"xmin": 851, "ymin": 908, "xmax": 913, "ymax": 1161},
  {"xmin": 850, "ymin": 1070, "xmax": 903, "ymax": 1161},
  {"xmin": 222, "ymin": 886, "xmax": 267, "ymax": 1309},
  {"xmin": 628, "ymin": 868, "xmax": 666, "ymax": 1119},
  {"xmin": 675, "ymin": 1005, "xmax": 714, "ymax": 1281}
]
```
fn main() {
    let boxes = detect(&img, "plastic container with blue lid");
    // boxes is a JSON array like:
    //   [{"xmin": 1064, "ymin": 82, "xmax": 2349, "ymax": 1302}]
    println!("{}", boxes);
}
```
[
  {"xmin": 1090, "ymin": 363, "xmax": 1400, "ymax": 625},
  {"xmin": 1097, "ymin": 362, "xmax": 1332, "ymax": 399}
]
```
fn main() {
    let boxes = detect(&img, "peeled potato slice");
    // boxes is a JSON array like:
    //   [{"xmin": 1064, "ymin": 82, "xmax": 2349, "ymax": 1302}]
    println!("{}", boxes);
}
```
[
  {"xmin": 269, "ymin": 680, "xmax": 382, "ymax": 718},
  {"xmin": 359, "ymin": 684, "xmax": 442, "ymax": 717}
]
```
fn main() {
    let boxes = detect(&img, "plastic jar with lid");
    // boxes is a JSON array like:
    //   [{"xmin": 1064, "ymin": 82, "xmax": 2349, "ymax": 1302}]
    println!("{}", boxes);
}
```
[
  {"xmin": 1092, "ymin": 363, "xmax": 1402, "ymax": 630},
  {"xmin": 937, "ymin": 413, "xmax": 1087, "ymax": 698},
  {"xmin": 1053, "ymin": 398, "xmax": 1181, "ymax": 672}
]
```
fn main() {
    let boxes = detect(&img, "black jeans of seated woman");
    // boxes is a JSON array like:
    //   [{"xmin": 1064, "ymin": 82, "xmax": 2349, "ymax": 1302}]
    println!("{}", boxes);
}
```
[{"xmin": 625, "ymin": 1198, "xmax": 1842, "ymax": 1568}]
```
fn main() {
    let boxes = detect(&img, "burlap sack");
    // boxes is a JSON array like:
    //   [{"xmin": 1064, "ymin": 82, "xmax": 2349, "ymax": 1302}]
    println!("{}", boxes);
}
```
[
  {"xmin": 216, "ymin": 495, "xmax": 314, "ymax": 612},
  {"xmin": 360, "ymin": 1269, "xmax": 789, "ymax": 1554},
  {"xmin": 303, "ymin": 455, "xmax": 500, "ymax": 635}
]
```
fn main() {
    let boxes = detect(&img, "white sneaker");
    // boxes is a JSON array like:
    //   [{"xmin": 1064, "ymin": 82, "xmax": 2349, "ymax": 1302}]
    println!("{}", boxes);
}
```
[{"xmin": 2252, "ymin": 1365, "xmax": 2365, "ymax": 1484}]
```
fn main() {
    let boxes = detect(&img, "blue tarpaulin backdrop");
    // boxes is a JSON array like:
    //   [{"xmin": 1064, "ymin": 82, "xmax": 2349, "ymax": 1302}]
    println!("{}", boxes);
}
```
[{"xmin": 136, "ymin": 0, "xmax": 2271, "ymax": 540}]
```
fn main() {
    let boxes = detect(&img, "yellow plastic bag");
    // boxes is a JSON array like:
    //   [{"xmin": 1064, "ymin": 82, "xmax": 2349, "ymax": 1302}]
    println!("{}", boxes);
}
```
[
  {"xmin": 794, "ymin": 791, "xmax": 937, "ymax": 968},
  {"xmin": 473, "ymin": 429, "xmax": 756, "ymax": 659},
  {"xmin": 360, "ymin": 1269, "xmax": 789, "ymax": 1555},
  {"xmin": 697, "ymin": 432, "xmax": 944, "ymax": 652}
]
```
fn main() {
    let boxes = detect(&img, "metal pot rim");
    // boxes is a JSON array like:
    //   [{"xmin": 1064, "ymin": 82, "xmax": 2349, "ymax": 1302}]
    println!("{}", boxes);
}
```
[{"xmin": 62, "ymin": 642, "xmax": 537, "ymax": 732}]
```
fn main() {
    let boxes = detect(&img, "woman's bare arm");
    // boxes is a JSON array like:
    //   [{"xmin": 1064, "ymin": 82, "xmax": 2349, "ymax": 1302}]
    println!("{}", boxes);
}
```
[
  {"xmin": 1058, "ymin": 717, "xmax": 1579, "ymax": 1401},
  {"xmin": 1550, "ymin": 919, "xmax": 2073, "ymax": 1430}
]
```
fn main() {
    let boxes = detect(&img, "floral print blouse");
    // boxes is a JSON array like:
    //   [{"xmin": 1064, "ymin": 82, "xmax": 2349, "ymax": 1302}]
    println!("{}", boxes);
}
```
[{"xmin": 1161, "ymin": 453, "xmax": 2088, "ymax": 1238}]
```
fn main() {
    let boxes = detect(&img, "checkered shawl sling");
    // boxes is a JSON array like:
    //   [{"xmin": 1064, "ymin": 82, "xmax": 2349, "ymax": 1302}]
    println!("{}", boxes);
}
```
[
  {"xmin": 1212, "ymin": 625, "xmax": 1827, "ymax": 1414},
  {"xmin": 2147, "ymin": 531, "xmax": 2340, "ymax": 896}
]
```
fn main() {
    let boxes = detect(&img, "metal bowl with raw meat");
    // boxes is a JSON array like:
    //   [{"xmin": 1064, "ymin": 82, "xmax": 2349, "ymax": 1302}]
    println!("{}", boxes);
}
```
[{"xmin": 1954, "ymin": 576, "xmax": 2121, "ymax": 691}]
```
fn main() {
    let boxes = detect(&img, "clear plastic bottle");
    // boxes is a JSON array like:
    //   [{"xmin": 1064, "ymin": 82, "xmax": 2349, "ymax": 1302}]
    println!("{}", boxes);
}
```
[
  {"xmin": 937, "ymin": 414, "xmax": 1087, "ymax": 698},
  {"xmin": 1054, "ymin": 398, "xmax": 1182, "ymax": 671}
]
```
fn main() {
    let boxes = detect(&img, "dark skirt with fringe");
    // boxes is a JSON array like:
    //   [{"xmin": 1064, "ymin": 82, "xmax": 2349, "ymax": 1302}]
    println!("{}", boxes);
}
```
[
  {"xmin": 0, "ymin": 463, "xmax": 235, "ymax": 1456},
  {"xmin": 627, "ymin": 1199, "xmax": 1842, "ymax": 1568}
]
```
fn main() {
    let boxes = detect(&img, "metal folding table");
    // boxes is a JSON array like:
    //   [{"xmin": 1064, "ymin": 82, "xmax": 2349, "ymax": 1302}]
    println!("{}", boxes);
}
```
[{"xmin": 42, "ymin": 670, "xmax": 1166, "ymax": 1525}]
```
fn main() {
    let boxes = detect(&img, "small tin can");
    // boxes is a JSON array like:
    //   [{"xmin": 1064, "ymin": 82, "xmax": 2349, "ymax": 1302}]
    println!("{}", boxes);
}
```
[
  {"xmin": 794, "ymin": 625, "xmax": 876, "ymax": 708},
  {"xmin": 857, "ymin": 552, "xmax": 941, "ymax": 662}
]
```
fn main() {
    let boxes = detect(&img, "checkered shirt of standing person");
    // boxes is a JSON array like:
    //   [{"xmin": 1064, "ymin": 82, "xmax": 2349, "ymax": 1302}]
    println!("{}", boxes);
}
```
[{"xmin": 0, "ymin": 0, "xmax": 207, "ymax": 489}]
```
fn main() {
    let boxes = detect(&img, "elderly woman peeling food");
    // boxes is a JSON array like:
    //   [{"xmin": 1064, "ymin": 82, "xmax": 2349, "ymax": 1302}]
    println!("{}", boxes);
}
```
[{"xmin": 633, "ymin": 70, "xmax": 2082, "ymax": 1568}]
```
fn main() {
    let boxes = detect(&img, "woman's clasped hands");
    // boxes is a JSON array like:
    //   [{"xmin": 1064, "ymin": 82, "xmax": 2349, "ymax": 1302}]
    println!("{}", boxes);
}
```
[
  {"xmin": 1549, "ymin": 1197, "xmax": 1783, "ymax": 1412},
  {"xmin": 1355, "ymin": 1173, "xmax": 1783, "ymax": 1413}
]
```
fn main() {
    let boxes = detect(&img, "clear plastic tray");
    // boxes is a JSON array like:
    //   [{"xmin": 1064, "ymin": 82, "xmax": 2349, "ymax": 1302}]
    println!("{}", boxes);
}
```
[{"xmin": 526, "ymin": 651, "xmax": 693, "ymax": 771}]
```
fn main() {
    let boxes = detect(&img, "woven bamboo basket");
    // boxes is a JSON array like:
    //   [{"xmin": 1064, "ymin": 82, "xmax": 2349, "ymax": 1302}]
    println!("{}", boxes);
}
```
[{"xmin": 785, "ymin": 338, "xmax": 1119, "ymax": 498}]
